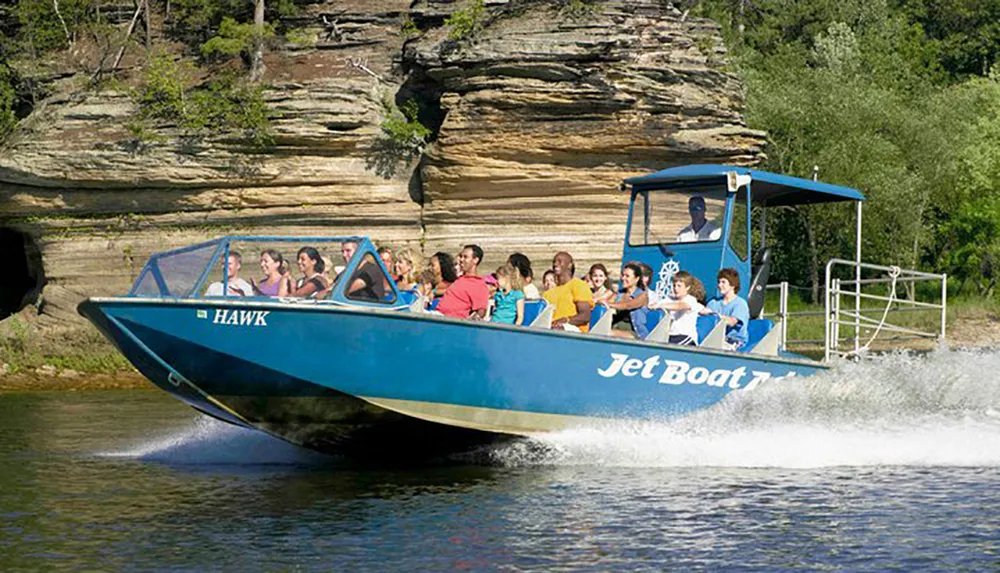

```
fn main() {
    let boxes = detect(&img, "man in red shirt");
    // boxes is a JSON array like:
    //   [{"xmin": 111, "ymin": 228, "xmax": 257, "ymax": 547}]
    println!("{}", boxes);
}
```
[{"xmin": 437, "ymin": 244, "xmax": 489, "ymax": 319}]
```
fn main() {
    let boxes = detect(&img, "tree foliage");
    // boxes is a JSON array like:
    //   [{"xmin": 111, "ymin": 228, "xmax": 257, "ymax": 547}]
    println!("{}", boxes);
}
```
[
  {"xmin": 696, "ymin": 0, "xmax": 1000, "ymax": 298},
  {"xmin": 130, "ymin": 54, "xmax": 273, "ymax": 150}
]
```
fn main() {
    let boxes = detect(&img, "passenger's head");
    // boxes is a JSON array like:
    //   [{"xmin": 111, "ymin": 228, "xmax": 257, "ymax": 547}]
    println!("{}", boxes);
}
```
[
  {"xmin": 542, "ymin": 269, "xmax": 557, "ymax": 292},
  {"xmin": 551, "ymin": 252, "xmax": 575, "ymax": 283},
  {"xmin": 431, "ymin": 252, "xmax": 457, "ymax": 283},
  {"xmin": 688, "ymin": 196, "xmax": 707, "ymax": 224},
  {"xmin": 621, "ymin": 262, "xmax": 642, "ymax": 292},
  {"xmin": 459, "ymin": 244, "xmax": 483, "ymax": 276},
  {"xmin": 672, "ymin": 271, "xmax": 705, "ymax": 302},
  {"xmin": 485, "ymin": 273, "xmax": 499, "ymax": 297},
  {"xmin": 377, "ymin": 246, "xmax": 394, "ymax": 270},
  {"xmin": 417, "ymin": 269, "xmax": 437, "ymax": 297},
  {"xmin": 588, "ymin": 264, "xmax": 611, "ymax": 292},
  {"xmin": 227, "ymin": 251, "xmax": 243, "ymax": 279},
  {"xmin": 717, "ymin": 268, "xmax": 740, "ymax": 295},
  {"xmin": 496, "ymin": 263, "xmax": 524, "ymax": 293},
  {"xmin": 260, "ymin": 249, "xmax": 285, "ymax": 276},
  {"xmin": 340, "ymin": 241, "xmax": 358, "ymax": 263},
  {"xmin": 507, "ymin": 253, "xmax": 533, "ymax": 283},
  {"xmin": 394, "ymin": 249, "xmax": 419, "ymax": 283},
  {"xmin": 297, "ymin": 246, "xmax": 324, "ymax": 275},
  {"xmin": 321, "ymin": 256, "xmax": 333, "ymax": 278},
  {"xmin": 639, "ymin": 263, "xmax": 654, "ymax": 288}
]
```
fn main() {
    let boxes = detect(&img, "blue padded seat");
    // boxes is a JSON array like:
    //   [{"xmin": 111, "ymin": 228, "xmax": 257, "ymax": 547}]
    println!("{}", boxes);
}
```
[
  {"xmin": 742, "ymin": 319, "xmax": 775, "ymax": 352},
  {"xmin": 428, "ymin": 298, "xmax": 440, "ymax": 311},
  {"xmin": 696, "ymin": 315, "xmax": 720, "ymax": 344},
  {"xmin": 397, "ymin": 290, "xmax": 418, "ymax": 306},
  {"xmin": 522, "ymin": 300, "xmax": 547, "ymax": 326},
  {"xmin": 588, "ymin": 303, "xmax": 609, "ymax": 331},
  {"xmin": 646, "ymin": 308, "xmax": 664, "ymax": 332}
]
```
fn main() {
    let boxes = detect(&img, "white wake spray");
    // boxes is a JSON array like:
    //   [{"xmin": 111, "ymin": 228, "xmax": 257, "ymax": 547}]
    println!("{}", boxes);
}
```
[
  {"xmin": 492, "ymin": 348, "xmax": 1000, "ymax": 468},
  {"xmin": 100, "ymin": 416, "xmax": 332, "ymax": 466}
]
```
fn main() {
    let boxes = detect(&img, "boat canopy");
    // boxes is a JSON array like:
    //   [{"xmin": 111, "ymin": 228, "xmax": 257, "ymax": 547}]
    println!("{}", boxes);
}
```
[{"xmin": 624, "ymin": 164, "xmax": 866, "ymax": 206}]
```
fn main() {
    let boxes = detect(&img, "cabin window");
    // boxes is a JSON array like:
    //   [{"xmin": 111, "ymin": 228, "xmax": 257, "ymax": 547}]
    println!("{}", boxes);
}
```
[
  {"xmin": 344, "ymin": 253, "xmax": 396, "ymax": 304},
  {"xmin": 729, "ymin": 189, "xmax": 749, "ymax": 261},
  {"xmin": 628, "ymin": 188, "xmax": 726, "ymax": 246}
]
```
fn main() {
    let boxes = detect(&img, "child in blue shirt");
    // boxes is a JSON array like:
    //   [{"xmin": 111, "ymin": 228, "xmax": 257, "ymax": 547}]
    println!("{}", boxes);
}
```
[
  {"xmin": 704, "ymin": 268, "xmax": 750, "ymax": 349},
  {"xmin": 491, "ymin": 263, "xmax": 526, "ymax": 325}
]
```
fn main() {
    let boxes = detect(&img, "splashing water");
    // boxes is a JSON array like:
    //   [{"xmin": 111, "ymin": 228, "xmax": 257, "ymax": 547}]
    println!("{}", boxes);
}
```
[
  {"xmin": 493, "ymin": 348, "xmax": 1000, "ymax": 468},
  {"xmin": 100, "ymin": 416, "xmax": 332, "ymax": 467}
]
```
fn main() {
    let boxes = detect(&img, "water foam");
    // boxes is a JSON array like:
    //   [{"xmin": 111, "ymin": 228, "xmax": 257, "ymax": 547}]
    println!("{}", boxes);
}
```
[
  {"xmin": 492, "ymin": 348, "xmax": 1000, "ymax": 468},
  {"xmin": 100, "ymin": 416, "xmax": 332, "ymax": 466}
]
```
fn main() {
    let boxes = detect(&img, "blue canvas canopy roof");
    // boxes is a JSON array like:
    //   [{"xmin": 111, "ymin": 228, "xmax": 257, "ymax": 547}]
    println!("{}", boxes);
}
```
[{"xmin": 624, "ymin": 164, "xmax": 865, "ymax": 206}]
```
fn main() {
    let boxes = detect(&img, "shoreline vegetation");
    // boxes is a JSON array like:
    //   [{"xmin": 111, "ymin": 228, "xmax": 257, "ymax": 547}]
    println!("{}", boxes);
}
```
[{"xmin": 2, "ymin": 296, "xmax": 999, "ymax": 392}]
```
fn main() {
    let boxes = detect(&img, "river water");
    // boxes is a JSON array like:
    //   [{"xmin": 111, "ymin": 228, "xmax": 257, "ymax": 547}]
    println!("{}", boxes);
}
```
[{"xmin": 3, "ymin": 349, "xmax": 1000, "ymax": 571}]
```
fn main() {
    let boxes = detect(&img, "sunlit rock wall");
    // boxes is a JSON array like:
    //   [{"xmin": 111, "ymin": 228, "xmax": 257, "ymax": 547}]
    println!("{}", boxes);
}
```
[{"xmin": 0, "ymin": 0, "xmax": 764, "ymax": 326}]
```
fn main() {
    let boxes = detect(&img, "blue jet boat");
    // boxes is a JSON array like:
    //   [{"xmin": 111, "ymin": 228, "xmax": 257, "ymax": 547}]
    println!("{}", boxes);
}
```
[{"xmin": 78, "ymin": 165, "xmax": 890, "ymax": 459}]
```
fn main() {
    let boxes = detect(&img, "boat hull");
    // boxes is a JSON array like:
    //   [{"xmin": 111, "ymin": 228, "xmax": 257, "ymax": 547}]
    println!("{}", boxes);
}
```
[{"xmin": 79, "ymin": 297, "xmax": 824, "ymax": 457}]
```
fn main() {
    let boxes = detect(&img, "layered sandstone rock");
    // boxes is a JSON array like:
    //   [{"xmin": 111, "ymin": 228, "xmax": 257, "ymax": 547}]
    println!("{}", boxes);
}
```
[
  {"xmin": 408, "ymin": 0, "xmax": 765, "ymax": 270},
  {"xmin": 0, "ymin": 0, "xmax": 764, "ymax": 328}
]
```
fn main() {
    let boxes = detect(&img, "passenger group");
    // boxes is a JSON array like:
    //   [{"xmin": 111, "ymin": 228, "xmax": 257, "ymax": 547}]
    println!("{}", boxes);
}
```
[{"xmin": 209, "ymin": 240, "xmax": 749, "ymax": 349}]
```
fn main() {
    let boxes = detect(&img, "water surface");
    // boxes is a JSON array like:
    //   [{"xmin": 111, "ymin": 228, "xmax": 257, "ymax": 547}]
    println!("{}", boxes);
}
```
[{"xmin": 2, "ymin": 349, "xmax": 1000, "ymax": 571}]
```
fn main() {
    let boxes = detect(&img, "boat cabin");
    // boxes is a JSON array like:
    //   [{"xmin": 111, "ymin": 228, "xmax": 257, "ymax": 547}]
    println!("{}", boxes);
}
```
[{"xmin": 621, "ymin": 164, "xmax": 866, "ymax": 317}]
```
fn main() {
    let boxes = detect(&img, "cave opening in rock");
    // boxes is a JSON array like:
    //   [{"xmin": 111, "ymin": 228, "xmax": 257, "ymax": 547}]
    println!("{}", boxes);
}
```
[{"xmin": 0, "ymin": 229, "xmax": 45, "ymax": 320}]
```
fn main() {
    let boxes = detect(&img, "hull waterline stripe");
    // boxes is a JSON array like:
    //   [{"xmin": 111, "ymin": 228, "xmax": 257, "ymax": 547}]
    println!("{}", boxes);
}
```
[{"xmin": 358, "ymin": 396, "xmax": 614, "ymax": 435}]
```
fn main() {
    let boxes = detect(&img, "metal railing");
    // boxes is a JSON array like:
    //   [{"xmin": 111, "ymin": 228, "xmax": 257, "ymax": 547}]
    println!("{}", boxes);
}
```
[
  {"xmin": 824, "ymin": 259, "xmax": 946, "ymax": 361},
  {"xmin": 760, "ymin": 261, "xmax": 947, "ymax": 361}
]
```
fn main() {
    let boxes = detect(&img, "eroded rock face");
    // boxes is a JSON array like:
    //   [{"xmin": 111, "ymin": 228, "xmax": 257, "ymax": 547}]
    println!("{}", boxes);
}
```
[
  {"xmin": 408, "ymin": 0, "xmax": 765, "ymax": 270},
  {"xmin": 0, "ymin": 0, "xmax": 764, "ymax": 327}
]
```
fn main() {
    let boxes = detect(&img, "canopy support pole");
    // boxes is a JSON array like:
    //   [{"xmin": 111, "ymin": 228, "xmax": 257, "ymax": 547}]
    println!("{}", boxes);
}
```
[{"xmin": 854, "ymin": 200, "xmax": 862, "ymax": 354}]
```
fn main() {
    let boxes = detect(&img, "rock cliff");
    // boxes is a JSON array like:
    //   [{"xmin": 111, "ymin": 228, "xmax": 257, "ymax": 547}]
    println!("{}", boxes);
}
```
[{"xmin": 0, "ymin": 0, "xmax": 765, "ymax": 329}]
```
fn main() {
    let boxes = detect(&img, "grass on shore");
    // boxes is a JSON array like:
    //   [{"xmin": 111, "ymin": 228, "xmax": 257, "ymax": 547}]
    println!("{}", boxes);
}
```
[
  {"xmin": 760, "ymin": 287, "xmax": 999, "ymax": 351},
  {"xmin": 0, "ymin": 317, "xmax": 132, "ymax": 376}
]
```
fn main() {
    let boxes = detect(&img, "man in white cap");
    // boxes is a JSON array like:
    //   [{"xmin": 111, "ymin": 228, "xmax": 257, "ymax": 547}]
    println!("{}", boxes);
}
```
[{"xmin": 676, "ymin": 195, "xmax": 721, "ymax": 242}]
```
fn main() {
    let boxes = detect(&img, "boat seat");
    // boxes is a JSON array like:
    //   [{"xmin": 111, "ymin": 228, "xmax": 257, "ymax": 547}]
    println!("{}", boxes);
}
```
[
  {"xmin": 646, "ymin": 307, "xmax": 663, "ymax": 333},
  {"xmin": 522, "ymin": 299, "xmax": 547, "ymax": 326},
  {"xmin": 740, "ymin": 319, "xmax": 774, "ymax": 352},
  {"xmin": 529, "ymin": 302, "xmax": 553, "ymax": 329},
  {"xmin": 697, "ymin": 315, "xmax": 727, "ymax": 349},
  {"xmin": 644, "ymin": 309, "xmax": 672, "ymax": 343},
  {"xmin": 589, "ymin": 303, "xmax": 613, "ymax": 335},
  {"xmin": 397, "ymin": 290, "xmax": 418, "ymax": 306},
  {"xmin": 748, "ymin": 247, "xmax": 772, "ymax": 319},
  {"xmin": 408, "ymin": 293, "xmax": 428, "ymax": 313},
  {"xmin": 746, "ymin": 319, "xmax": 782, "ymax": 356},
  {"xmin": 428, "ymin": 298, "xmax": 440, "ymax": 311}
]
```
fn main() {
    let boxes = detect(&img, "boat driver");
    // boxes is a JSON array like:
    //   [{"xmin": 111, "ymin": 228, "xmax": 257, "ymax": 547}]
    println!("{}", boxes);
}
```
[{"xmin": 676, "ymin": 195, "xmax": 721, "ymax": 242}]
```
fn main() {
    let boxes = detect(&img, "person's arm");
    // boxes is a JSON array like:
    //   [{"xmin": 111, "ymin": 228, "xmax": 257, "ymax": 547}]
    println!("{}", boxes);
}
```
[
  {"xmin": 470, "ymin": 282, "xmax": 489, "ymax": 319},
  {"xmin": 278, "ymin": 273, "xmax": 292, "ymax": 297},
  {"xmin": 610, "ymin": 290, "xmax": 648, "ymax": 311},
  {"xmin": 650, "ymin": 297, "xmax": 691, "ymax": 312},
  {"xmin": 554, "ymin": 300, "xmax": 592, "ymax": 328},
  {"xmin": 515, "ymin": 298, "xmax": 525, "ymax": 326},
  {"xmin": 291, "ymin": 279, "xmax": 320, "ymax": 298}
]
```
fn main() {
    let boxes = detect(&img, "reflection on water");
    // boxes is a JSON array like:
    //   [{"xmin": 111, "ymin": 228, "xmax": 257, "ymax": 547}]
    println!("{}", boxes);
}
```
[{"xmin": 3, "ymin": 349, "xmax": 1000, "ymax": 570}]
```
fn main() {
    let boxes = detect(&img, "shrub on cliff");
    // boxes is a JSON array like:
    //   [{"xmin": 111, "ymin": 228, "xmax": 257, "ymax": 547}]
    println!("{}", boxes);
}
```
[
  {"xmin": 199, "ymin": 16, "xmax": 275, "ymax": 62},
  {"xmin": 0, "ymin": 66, "xmax": 16, "ymax": 143},
  {"xmin": 130, "ymin": 53, "xmax": 273, "ymax": 151},
  {"xmin": 366, "ymin": 97, "xmax": 431, "ymax": 179},
  {"xmin": 445, "ymin": 0, "xmax": 486, "ymax": 40}
]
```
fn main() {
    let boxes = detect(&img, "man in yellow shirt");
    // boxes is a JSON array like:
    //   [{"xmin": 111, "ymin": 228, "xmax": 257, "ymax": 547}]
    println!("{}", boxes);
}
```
[{"xmin": 544, "ymin": 252, "xmax": 592, "ymax": 332}]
